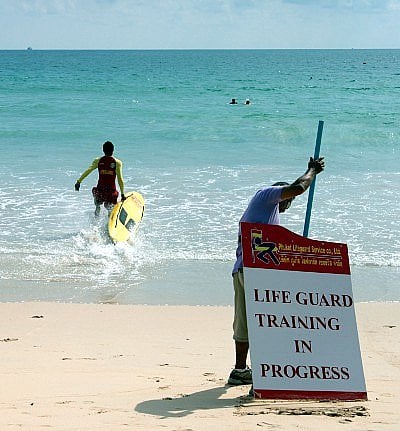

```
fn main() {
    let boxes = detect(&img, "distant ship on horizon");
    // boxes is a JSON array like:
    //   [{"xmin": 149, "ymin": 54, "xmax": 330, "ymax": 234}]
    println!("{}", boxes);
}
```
[{"xmin": 27, "ymin": 47, "xmax": 33, "ymax": 50}]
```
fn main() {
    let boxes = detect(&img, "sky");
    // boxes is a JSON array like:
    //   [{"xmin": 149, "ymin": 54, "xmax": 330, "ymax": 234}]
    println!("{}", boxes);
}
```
[{"xmin": 1, "ymin": 0, "xmax": 399, "ymax": 49}]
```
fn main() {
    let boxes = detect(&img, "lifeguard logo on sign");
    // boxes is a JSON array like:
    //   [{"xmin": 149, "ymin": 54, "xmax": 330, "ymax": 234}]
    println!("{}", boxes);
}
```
[
  {"xmin": 244, "ymin": 224, "xmax": 350, "ymax": 275},
  {"xmin": 241, "ymin": 222, "xmax": 367, "ymax": 401},
  {"xmin": 251, "ymin": 229, "xmax": 280, "ymax": 266}
]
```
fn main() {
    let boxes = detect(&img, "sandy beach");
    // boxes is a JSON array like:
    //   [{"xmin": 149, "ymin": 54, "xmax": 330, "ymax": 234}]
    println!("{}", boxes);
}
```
[{"xmin": 0, "ymin": 301, "xmax": 399, "ymax": 430}]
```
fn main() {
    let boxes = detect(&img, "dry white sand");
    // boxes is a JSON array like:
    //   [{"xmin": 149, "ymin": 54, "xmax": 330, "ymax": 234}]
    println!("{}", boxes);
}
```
[{"xmin": 0, "ymin": 301, "xmax": 399, "ymax": 430}]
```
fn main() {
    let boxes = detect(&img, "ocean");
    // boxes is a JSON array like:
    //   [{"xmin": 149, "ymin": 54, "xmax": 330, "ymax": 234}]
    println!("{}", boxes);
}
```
[{"xmin": 0, "ymin": 49, "xmax": 399, "ymax": 305}]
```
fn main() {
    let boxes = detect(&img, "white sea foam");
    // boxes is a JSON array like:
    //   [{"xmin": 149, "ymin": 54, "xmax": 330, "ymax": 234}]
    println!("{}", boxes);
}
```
[{"xmin": 1, "ymin": 50, "xmax": 399, "ymax": 303}]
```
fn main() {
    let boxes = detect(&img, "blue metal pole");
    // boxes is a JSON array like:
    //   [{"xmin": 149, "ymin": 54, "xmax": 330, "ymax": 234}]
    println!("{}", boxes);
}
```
[{"xmin": 303, "ymin": 120, "xmax": 324, "ymax": 237}]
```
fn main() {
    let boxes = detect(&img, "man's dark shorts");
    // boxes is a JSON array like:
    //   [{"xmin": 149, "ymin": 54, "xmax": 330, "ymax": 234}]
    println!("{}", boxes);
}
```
[{"xmin": 92, "ymin": 187, "xmax": 118, "ymax": 206}]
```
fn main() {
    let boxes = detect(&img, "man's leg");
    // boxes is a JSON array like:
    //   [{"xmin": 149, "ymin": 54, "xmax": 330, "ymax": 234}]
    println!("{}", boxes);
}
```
[
  {"xmin": 104, "ymin": 191, "xmax": 118, "ymax": 216},
  {"xmin": 92, "ymin": 188, "xmax": 101, "ymax": 217},
  {"xmin": 235, "ymin": 341, "xmax": 249, "ymax": 370},
  {"xmin": 228, "ymin": 271, "xmax": 252, "ymax": 385},
  {"xmin": 104, "ymin": 202, "xmax": 114, "ymax": 215}
]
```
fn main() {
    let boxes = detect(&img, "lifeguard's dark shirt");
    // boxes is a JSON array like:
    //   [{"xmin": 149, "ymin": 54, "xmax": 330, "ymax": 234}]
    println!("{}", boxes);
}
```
[
  {"xmin": 76, "ymin": 155, "xmax": 125, "ymax": 195},
  {"xmin": 97, "ymin": 156, "xmax": 117, "ymax": 190}
]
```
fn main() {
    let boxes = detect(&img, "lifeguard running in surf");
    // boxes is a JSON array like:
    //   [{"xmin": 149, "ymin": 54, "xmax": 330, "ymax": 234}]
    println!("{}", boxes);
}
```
[{"xmin": 75, "ymin": 141, "xmax": 125, "ymax": 216}]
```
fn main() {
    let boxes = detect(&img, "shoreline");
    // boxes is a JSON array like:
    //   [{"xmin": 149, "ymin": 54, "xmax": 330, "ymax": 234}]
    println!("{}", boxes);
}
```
[
  {"xmin": 1, "ymin": 301, "xmax": 399, "ymax": 430},
  {"xmin": 1, "ymin": 263, "xmax": 399, "ymax": 306}
]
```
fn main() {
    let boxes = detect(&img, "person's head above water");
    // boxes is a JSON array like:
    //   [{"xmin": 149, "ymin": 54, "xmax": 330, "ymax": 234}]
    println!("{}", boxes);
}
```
[{"xmin": 103, "ymin": 141, "xmax": 114, "ymax": 156}]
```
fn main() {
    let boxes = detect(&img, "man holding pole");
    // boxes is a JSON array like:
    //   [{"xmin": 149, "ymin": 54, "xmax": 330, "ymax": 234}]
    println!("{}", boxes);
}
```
[{"xmin": 228, "ymin": 156, "xmax": 325, "ymax": 386}]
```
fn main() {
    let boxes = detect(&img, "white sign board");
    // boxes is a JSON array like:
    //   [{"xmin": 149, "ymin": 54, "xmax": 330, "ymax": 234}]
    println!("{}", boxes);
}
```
[{"xmin": 241, "ymin": 222, "xmax": 367, "ymax": 400}]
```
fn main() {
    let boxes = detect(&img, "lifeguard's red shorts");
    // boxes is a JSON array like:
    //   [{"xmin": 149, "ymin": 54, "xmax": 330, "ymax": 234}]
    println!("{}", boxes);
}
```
[{"xmin": 92, "ymin": 187, "xmax": 118, "ymax": 206}]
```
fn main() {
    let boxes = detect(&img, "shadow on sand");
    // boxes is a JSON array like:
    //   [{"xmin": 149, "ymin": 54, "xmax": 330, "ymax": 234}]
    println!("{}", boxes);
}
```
[{"xmin": 134, "ymin": 385, "xmax": 246, "ymax": 419}]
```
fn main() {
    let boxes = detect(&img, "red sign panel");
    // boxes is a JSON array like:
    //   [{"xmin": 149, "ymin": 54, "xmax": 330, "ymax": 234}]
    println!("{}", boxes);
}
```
[{"xmin": 241, "ymin": 222, "xmax": 350, "ymax": 275}]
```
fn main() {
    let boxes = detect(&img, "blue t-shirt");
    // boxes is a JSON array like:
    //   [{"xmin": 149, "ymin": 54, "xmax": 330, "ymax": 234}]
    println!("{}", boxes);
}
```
[{"xmin": 232, "ymin": 186, "xmax": 284, "ymax": 273}]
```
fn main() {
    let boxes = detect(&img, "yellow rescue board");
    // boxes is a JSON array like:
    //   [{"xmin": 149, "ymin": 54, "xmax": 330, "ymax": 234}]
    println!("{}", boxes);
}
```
[{"xmin": 108, "ymin": 191, "xmax": 145, "ymax": 243}]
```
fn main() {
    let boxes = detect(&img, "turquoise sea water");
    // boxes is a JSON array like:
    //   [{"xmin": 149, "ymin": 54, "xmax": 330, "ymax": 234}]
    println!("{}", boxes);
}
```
[{"xmin": 0, "ymin": 49, "xmax": 399, "ymax": 305}]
